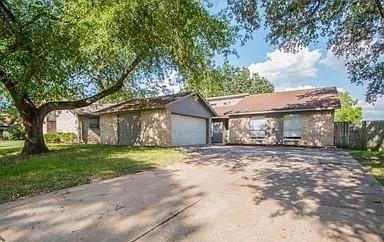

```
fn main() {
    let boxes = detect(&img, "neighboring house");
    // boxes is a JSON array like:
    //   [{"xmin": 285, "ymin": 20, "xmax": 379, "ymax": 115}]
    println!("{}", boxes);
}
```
[
  {"xmin": 43, "ymin": 104, "xmax": 111, "ymax": 144},
  {"xmin": 96, "ymin": 92, "xmax": 216, "ymax": 146},
  {"xmin": 0, "ymin": 121, "xmax": 10, "ymax": 138},
  {"xmin": 207, "ymin": 87, "xmax": 341, "ymax": 147}
]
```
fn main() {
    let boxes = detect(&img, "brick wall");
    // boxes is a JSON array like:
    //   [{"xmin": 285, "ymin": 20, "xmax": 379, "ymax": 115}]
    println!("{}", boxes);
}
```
[
  {"xmin": 139, "ymin": 109, "xmax": 170, "ymax": 146},
  {"xmin": 100, "ymin": 114, "xmax": 118, "ymax": 145},
  {"xmin": 79, "ymin": 116, "xmax": 101, "ymax": 144},
  {"xmin": 100, "ymin": 109, "xmax": 170, "ymax": 146},
  {"xmin": 228, "ymin": 111, "xmax": 335, "ymax": 147}
]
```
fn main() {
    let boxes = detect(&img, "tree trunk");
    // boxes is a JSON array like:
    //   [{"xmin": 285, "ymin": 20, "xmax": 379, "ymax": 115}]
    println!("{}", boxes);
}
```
[
  {"xmin": 1, "ymin": 57, "xmax": 141, "ymax": 155},
  {"xmin": 22, "ymin": 109, "xmax": 49, "ymax": 154}
]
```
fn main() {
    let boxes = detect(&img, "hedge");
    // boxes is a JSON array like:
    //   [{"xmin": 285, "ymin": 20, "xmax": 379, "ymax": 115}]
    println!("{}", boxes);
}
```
[{"xmin": 44, "ymin": 132, "xmax": 77, "ymax": 144}]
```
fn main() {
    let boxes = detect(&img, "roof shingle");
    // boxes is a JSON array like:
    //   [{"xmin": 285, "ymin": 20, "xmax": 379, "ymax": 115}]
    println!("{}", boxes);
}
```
[
  {"xmin": 96, "ymin": 92, "xmax": 192, "ymax": 114},
  {"xmin": 213, "ymin": 87, "xmax": 341, "ymax": 116}
]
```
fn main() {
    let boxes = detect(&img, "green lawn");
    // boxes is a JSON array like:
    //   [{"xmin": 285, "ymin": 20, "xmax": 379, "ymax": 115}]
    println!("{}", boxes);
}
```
[
  {"xmin": 347, "ymin": 149, "xmax": 384, "ymax": 185},
  {"xmin": 0, "ymin": 141, "xmax": 184, "ymax": 204}
]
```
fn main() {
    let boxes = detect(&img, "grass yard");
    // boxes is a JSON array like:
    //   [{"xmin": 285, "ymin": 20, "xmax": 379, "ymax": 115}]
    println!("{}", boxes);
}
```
[
  {"xmin": 347, "ymin": 150, "xmax": 384, "ymax": 185},
  {"xmin": 0, "ymin": 141, "xmax": 184, "ymax": 204}
]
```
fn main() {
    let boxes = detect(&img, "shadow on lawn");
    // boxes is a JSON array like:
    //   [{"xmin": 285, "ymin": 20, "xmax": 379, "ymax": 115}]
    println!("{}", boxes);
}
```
[
  {"xmin": 0, "ymin": 144, "xmax": 182, "ymax": 204},
  {"xmin": 0, "ymin": 167, "xmax": 204, "ymax": 241},
  {"xmin": 184, "ymin": 146, "xmax": 384, "ymax": 242}
]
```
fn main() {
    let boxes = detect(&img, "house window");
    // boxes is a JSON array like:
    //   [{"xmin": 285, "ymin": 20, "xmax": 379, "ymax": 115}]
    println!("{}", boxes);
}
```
[
  {"xmin": 250, "ymin": 116, "xmax": 266, "ymax": 139},
  {"xmin": 283, "ymin": 114, "xmax": 302, "ymax": 139},
  {"xmin": 89, "ymin": 118, "xmax": 100, "ymax": 129}
]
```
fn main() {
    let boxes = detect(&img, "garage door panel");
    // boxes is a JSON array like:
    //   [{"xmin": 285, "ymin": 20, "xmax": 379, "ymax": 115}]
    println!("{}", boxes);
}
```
[{"xmin": 171, "ymin": 114, "xmax": 206, "ymax": 145}]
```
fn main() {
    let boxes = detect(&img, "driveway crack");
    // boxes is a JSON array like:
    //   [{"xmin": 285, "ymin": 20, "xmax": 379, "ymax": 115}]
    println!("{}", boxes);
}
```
[{"xmin": 130, "ymin": 194, "xmax": 209, "ymax": 242}]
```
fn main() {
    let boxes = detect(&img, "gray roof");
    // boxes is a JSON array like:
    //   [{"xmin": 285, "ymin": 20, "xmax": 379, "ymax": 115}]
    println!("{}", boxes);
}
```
[
  {"xmin": 74, "ymin": 103, "xmax": 115, "ymax": 115},
  {"xmin": 95, "ymin": 92, "xmax": 193, "ymax": 114},
  {"xmin": 214, "ymin": 87, "xmax": 341, "ymax": 116}
]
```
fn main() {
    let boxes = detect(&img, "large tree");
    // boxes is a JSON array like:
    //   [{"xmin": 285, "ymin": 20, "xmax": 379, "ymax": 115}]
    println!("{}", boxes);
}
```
[
  {"xmin": 261, "ymin": 0, "xmax": 383, "ymax": 102},
  {"xmin": 335, "ymin": 91, "xmax": 363, "ymax": 123},
  {"xmin": 0, "ymin": 0, "xmax": 259, "ymax": 154},
  {"xmin": 186, "ymin": 64, "xmax": 274, "ymax": 97}
]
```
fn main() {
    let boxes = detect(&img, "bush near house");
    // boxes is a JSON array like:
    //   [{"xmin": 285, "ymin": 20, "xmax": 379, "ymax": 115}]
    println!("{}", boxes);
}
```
[
  {"xmin": 0, "ymin": 124, "xmax": 25, "ymax": 140},
  {"xmin": 0, "ymin": 141, "xmax": 184, "ymax": 204},
  {"xmin": 44, "ymin": 132, "xmax": 77, "ymax": 144}
]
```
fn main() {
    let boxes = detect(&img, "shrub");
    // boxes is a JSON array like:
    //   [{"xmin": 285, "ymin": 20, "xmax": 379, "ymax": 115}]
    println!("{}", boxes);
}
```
[
  {"xmin": 44, "ymin": 132, "xmax": 77, "ymax": 144},
  {"xmin": 1, "ymin": 124, "xmax": 25, "ymax": 140},
  {"xmin": 59, "ymin": 132, "xmax": 77, "ymax": 144},
  {"xmin": 44, "ymin": 133, "xmax": 61, "ymax": 143}
]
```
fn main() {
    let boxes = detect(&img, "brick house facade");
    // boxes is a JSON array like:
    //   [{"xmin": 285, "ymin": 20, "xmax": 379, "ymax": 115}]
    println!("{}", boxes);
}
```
[
  {"xmin": 97, "ymin": 93, "xmax": 215, "ymax": 146},
  {"xmin": 208, "ymin": 87, "xmax": 341, "ymax": 148}
]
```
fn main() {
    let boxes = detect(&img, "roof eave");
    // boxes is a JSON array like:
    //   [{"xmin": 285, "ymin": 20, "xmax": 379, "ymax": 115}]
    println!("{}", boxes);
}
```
[
  {"xmin": 227, "ymin": 107, "xmax": 339, "ymax": 116},
  {"xmin": 97, "ymin": 106, "xmax": 167, "ymax": 115},
  {"xmin": 165, "ymin": 92, "xmax": 218, "ymax": 116}
]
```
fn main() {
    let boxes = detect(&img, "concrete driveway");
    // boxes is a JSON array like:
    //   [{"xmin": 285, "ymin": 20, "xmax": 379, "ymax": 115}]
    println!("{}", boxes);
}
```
[{"xmin": 1, "ymin": 146, "xmax": 383, "ymax": 242}]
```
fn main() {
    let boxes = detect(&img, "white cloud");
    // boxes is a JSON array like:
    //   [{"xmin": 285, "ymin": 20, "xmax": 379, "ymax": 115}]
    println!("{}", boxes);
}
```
[
  {"xmin": 319, "ymin": 49, "xmax": 346, "ymax": 71},
  {"xmin": 275, "ymin": 85, "xmax": 317, "ymax": 92},
  {"xmin": 248, "ymin": 48, "xmax": 322, "ymax": 88},
  {"xmin": 358, "ymin": 97, "xmax": 384, "ymax": 120}
]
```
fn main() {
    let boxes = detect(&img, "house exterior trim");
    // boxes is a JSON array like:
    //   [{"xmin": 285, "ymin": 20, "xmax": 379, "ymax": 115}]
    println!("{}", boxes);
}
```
[{"xmin": 228, "ymin": 107, "xmax": 336, "ymax": 116}]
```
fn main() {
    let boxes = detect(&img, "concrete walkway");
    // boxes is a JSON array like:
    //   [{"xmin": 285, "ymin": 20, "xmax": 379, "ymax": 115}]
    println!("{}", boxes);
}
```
[{"xmin": 1, "ymin": 146, "xmax": 383, "ymax": 242}]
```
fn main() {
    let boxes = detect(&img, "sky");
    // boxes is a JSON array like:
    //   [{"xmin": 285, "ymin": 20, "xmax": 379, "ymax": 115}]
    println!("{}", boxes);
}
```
[
  {"xmin": 207, "ymin": 26, "xmax": 383, "ymax": 121},
  {"xmin": 164, "ymin": 3, "xmax": 383, "ymax": 121}
]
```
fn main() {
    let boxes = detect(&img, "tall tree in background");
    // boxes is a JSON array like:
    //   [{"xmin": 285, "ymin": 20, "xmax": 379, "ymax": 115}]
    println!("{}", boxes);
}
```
[
  {"xmin": 261, "ymin": 1, "xmax": 383, "ymax": 102},
  {"xmin": 186, "ymin": 65, "xmax": 274, "ymax": 97},
  {"xmin": 335, "ymin": 92, "xmax": 362, "ymax": 123},
  {"xmin": 0, "ymin": 0, "xmax": 259, "ymax": 154}
]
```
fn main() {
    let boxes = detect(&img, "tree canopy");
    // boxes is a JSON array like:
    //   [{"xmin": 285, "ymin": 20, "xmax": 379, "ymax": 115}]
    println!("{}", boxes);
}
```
[
  {"xmin": 335, "ymin": 91, "xmax": 363, "ymax": 123},
  {"xmin": 261, "ymin": 0, "xmax": 383, "ymax": 102},
  {"xmin": 185, "ymin": 64, "xmax": 274, "ymax": 97},
  {"xmin": 0, "ymin": 0, "xmax": 259, "ymax": 153}
]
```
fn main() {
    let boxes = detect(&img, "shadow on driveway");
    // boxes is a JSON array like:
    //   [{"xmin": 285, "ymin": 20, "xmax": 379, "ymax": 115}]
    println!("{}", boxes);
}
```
[
  {"xmin": 1, "ymin": 145, "xmax": 383, "ymax": 242},
  {"xmin": 183, "ymin": 146, "xmax": 384, "ymax": 242}
]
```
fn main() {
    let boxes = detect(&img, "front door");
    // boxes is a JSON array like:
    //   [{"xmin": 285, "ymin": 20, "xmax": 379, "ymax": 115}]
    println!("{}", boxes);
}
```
[{"xmin": 212, "ymin": 121, "xmax": 223, "ymax": 143}]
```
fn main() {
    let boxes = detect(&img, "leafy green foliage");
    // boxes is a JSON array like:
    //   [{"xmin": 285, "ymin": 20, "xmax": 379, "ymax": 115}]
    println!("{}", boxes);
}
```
[
  {"xmin": 347, "ymin": 149, "xmax": 384, "ymax": 185},
  {"xmin": 1, "ymin": 123, "xmax": 24, "ymax": 140},
  {"xmin": 0, "ymin": 0, "xmax": 259, "ymax": 106},
  {"xmin": 186, "ymin": 64, "xmax": 274, "ymax": 97},
  {"xmin": 261, "ymin": 1, "xmax": 383, "ymax": 102},
  {"xmin": 0, "ymin": 0, "xmax": 261, "ymax": 153},
  {"xmin": 335, "ymin": 92, "xmax": 362, "ymax": 123},
  {"xmin": 44, "ymin": 132, "xmax": 77, "ymax": 144}
]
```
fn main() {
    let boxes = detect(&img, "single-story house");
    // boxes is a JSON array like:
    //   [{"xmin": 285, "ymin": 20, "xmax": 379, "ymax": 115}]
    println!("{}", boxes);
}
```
[
  {"xmin": 95, "ymin": 92, "xmax": 216, "ymax": 146},
  {"xmin": 44, "ymin": 87, "xmax": 340, "ymax": 148},
  {"xmin": 43, "ymin": 104, "xmax": 111, "ymax": 144},
  {"xmin": 44, "ymin": 92, "xmax": 216, "ymax": 146},
  {"xmin": 207, "ymin": 87, "xmax": 341, "ymax": 147}
]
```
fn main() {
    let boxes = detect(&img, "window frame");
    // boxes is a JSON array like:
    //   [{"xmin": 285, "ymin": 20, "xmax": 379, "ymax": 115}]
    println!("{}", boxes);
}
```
[
  {"xmin": 250, "ymin": 116, "xmax": 266, "ymax": 139},
  {"xmin": 89, "ymin": 117, "xmax": 100, "ymax": 130},
  {"xmin": 283, "ymin": 114, "xmax": 302, "ymax": 139}
]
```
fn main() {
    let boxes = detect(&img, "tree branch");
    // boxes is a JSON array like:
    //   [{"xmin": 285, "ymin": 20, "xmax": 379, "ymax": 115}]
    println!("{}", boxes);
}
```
[
  {"xmin": 307, "ymin": 1, "xmax": 321, "ymax": 19},
  {"xmin": 39, "ymin": 56, "xmax": 141, "ymax": 114},
  {"xmin": 0, "ymin": 0, "xmax": 17, "ymax": 23},
  {"xmin": 0, "ymin": 67, "xmax": 37, "ymax": 116},
  {"xmin": 374, "ymin": 0, "xmax": 384, "ymax": 18}
]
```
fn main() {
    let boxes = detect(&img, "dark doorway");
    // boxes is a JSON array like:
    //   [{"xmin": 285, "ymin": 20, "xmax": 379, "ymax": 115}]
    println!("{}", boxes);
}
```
[{"xmin": 212, "ymin": 121, "xmax": 223, "ymax": 143}]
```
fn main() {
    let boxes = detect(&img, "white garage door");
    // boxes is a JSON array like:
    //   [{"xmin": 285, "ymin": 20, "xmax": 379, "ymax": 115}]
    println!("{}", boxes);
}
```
[{"xmin": 171, "ymin": 114, "xmax": 207, "ymax": 146}]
